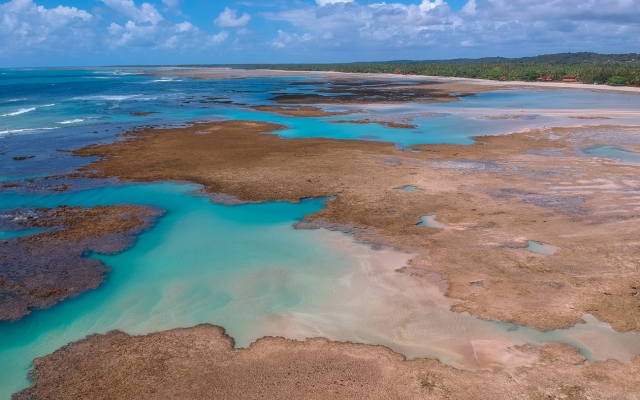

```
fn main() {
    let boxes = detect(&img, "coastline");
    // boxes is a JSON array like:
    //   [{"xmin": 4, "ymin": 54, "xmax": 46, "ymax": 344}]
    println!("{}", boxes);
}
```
[
  {"xmin": 5, "ymin": 69, "xmax": 640, "ymax": 398},
  {"xmin": 158, "ymin": 67, "xmax": 640, "ymax": 95}
]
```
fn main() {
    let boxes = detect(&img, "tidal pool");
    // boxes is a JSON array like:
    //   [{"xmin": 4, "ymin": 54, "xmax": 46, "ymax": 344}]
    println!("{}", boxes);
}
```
[
  {"xmin": 395, "ymin": 185, "xmax": 421, "ymax": 191},
  {"xmin": 525, "ymin": 240, "xmax": 560, "ymax": 255},
  {"xmin": 582, "ymin": 145, "xmax": 640, "ymax": 166},
  {"xmin": 417, "ymin": 214, "xmax": 447, "ymax": 229},
  {"xmin": 1, "ymin": 182, "xmax": 640, "ymax": 398},
  {"xmin": 3, "ymin": 69, "xmax": 640, "ymax": 398}
]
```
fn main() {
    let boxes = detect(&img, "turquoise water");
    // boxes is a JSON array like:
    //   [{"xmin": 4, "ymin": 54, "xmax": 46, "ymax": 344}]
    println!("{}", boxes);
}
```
[
  {"xmin": 3, "ymin": 68, "xmax": 640, "ymax": 159},
  {"xmin": 395, "ymin": 185, "xmax": 421, "ymax": 191},
  {"xmin": 417, "ymin": 214, "xmax": 446, "ymax": 229},
  {"xmin": 2, "ymin": 182, "xmax": 640, "ymax": 398},
  {"xmin": 2, "ymin": 69, "xmax": 640, "ymax": 398},
  {"xmin": 583, "ymin": 145, "xmax": 640, "ymax": 165},
  {"xmin": 0, "ymin": 183, "xmax": 360, "ymax": 396},
  {"xmin": 525, "ymin": 241, "xmax": 560, "ymax": 255}
]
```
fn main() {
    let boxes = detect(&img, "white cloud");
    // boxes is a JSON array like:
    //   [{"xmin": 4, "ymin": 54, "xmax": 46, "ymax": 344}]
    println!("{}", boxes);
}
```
[
  {"xmin": 0, "ymin": 0, "xmax": 93, "ymax": 54},
  {"xmin": 102, "ymin": 0, "xmax": 163, "ymax": 24},
  {"xmin": 265, "ymin": 0, "xmax": 640, "ymax": 55},
  {"xmin": 214, "ymin": 7, "xmax": 250, "ymax": 28},
  {"xmin": 3, "ymin": 0, "xmax": 640, "ymax": 64},
  {"xmin": 270, "ymin": 29, "xmax": 312, "ymax": 49},
  {"xmin": 102, "ymin": 0, "xmax": 205, "ymax": 50},
  {"xmin": 161, "ymin": 0, "xmax": 180, "ymax": 9},
  {"xmin": 210, "ymin": 30, "xmax": 228, "ymax": 44}
]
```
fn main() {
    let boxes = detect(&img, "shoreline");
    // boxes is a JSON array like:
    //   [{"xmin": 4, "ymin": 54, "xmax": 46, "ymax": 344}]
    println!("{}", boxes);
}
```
[
  {"xmin": 159, "ymin": 66, "xmax": 640, "ymax": 94},
  {"xmin": 5, "ymin": 69, "xmax": 640, "ymax": 398}
]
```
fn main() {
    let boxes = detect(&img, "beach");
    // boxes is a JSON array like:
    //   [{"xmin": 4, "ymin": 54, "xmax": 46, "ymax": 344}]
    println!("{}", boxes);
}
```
[{"xmin": 2, "ymin": 67, "xmax": 640, "ymax": 398}]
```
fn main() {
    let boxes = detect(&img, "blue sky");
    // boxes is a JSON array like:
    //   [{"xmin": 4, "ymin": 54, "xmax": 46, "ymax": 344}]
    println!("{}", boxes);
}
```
[{"xmin": 1, "ymin": 0, "xmax": 639, "ymax": 67}]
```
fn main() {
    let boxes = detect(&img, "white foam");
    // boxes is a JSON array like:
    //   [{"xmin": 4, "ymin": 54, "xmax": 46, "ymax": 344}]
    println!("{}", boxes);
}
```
[
  {"xmin": 74, "ymin": 95, "xmax": 140, "ymax": 101},
  {"xmin": 1, "ymin": 107, "xmax": 36, "ymax": 117},
  {"xmin": 0, "ymin": 127, "xmax": 58, "ymax": 135},
  {"xmin": 1, "ymin": 98, "xmax": 26, "ymax": 103},
  {"xmin": 57, "ymin": 119, "xmax": 85, "ymax": 124},
  {"xmin": 42, "ymin": 104, "xmax": 55, "ymax": 107}
]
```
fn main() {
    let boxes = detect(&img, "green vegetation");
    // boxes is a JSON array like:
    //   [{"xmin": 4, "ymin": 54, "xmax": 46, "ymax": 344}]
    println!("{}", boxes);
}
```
[
  {"xmin": 206, "ymin": 53, "xmax": 640, "ymax": 87},
  {"xmin": 608, "ymin": 76, "xmax": 629, "ymax": 86}
]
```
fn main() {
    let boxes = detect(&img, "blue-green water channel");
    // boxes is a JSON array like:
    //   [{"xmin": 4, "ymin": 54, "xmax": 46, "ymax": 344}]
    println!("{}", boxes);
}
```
[
  {"xmin": 2, "ymin": 69, "xmax": 640, "ymax": 398},
  {"xmin": 2, "ymin": 182, "xmax": 640, "ymax": 398},
  {"xmin": 0, "ymin": 182, "xmax": 359, "ymax": 396},
  {"xmin": 583, "ymin": 145, "xmax": 640, "ymax": 166}
]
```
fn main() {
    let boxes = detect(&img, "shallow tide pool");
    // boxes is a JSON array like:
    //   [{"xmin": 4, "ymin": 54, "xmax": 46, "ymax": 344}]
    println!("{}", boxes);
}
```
[
  {"xmin": 2, "ymin": 69, "xmax": 640, "ymax": 398},
  {"xmin": 1, "ymin": 182, "xmax": 640, "ymax": 398},
  {"xmin": 583, "ymin": 145, "xmax": 640, "ymax": 166}
]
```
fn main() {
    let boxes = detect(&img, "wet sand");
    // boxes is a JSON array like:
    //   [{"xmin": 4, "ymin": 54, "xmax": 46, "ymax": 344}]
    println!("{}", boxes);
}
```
[
  {"xmin": 71, "ymin": 120, "xmax": 640, "ymax": 334},
  {"xmin": 15, "ymin": 324, "xmax": 640, "ymax": 400},
  {"xmin": 0, "ymin": 205, "xmax": 163, "ymax": 321}
]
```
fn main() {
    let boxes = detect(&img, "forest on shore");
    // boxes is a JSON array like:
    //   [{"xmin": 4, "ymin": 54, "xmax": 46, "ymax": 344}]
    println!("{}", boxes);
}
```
[{"xmin": 216, "ymin": 53, "xmax": 640, "ymax": 87}]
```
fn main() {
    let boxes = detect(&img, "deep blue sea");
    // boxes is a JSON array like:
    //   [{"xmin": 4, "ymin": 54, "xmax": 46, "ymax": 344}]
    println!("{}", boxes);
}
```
[{"xmin": 1, "ymin": 68, "xmax": 640, "ymax": 398}]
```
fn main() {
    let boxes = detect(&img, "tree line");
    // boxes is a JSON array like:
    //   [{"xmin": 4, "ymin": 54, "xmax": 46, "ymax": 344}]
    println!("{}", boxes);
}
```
[{"xmin": 225, "ymin": 62, "xmax": 640, "ymax": 87}]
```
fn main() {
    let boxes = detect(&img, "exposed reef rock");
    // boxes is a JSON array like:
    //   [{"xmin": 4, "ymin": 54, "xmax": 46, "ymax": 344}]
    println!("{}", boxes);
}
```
[
  {"xmin": 328, "ymin": 119, "xmax": 418, "ymax": 129},
  {"xmin": 14, "ymin": 324, "xmax": 640, "ymax": 399},
  {"xmin": 267, "ymin": 79, "xmax": 487, "ymax": 105},
  {"xmin": 71, "ymin": 121, "xmax": 640, "ymax": 332},
  {"xmin": 0, "ymin": 205, "xmax": 164, "ymax": 321},
  {"xmin": 250, "ymin": 105, "xmax": 361, "ymax": 117}
]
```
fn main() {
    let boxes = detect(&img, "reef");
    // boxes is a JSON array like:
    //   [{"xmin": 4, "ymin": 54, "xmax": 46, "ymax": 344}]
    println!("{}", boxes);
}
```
[
  {"xmin": 71, "ymin": 120, "xmax": 640, "ymax": 332},
  {"xmin": 0, "ymin": 204, "xmax": 163, "ymax": 321},
  {"xmin": 250, "ymin": 105, "xmax": 361, "ymax": 117},
  {"xmin": 14, "ymin": 324, "xmax": 640, "ymax": 399}
]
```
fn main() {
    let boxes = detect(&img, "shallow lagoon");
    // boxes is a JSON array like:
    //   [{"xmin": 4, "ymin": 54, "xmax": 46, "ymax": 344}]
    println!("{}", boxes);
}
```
[
  {"xmin": 3, "ymin": 68, "xmax": 640, "ymax": 150},
  {"xmin": 2, "ymin": 69, "xmax": 640, "ymax": 398},
  {"xmin": 1, "ymin": 182, "xmax": 640, "ymax": 398},
  {"xmin": 583, "ymin": 145, "xmax": 640, "ymax": 166}
]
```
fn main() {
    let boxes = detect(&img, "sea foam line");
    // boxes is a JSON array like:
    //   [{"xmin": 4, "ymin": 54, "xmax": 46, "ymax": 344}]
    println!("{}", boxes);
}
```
[
  {"xmin": 1, "ymin": 108, "xmax": 36, "ymax": 117},
  {"xmin": 73, "ymin": 95, "xmax": 141, "ymax": 101},
  {"xmin": 57, "ymin": 119, "xmax": 85, "ymax": 124},
  {"xmin": 0, "ymin": 127, "xmax": 58, "ymax": 135}
]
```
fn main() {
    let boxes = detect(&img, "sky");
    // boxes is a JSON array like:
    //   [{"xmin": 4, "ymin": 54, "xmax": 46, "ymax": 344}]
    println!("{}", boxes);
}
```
[{"xmin": 1, "ymin": 0, "xmax": 639, "ymax": 67}]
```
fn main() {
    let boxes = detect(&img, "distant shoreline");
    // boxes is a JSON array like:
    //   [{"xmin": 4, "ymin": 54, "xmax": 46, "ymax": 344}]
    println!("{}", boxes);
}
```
[
  {"xmin": 270, "ymin": 69, "xmax": 640, "ymax": 95},
  {"xmin": 157, "ymin": 66, "xmax": 640, "ymax": 94}
]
